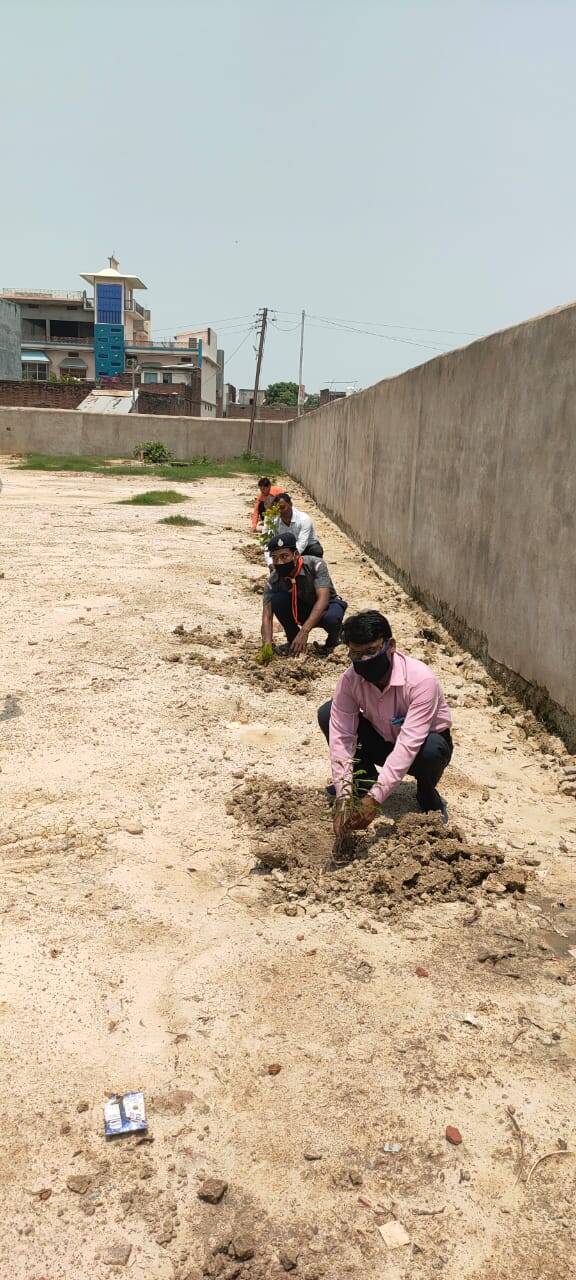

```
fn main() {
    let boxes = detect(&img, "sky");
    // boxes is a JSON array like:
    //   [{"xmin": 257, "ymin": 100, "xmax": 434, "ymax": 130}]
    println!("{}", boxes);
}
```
[{"xmin": 2, "ymin": 0, "xmax": 576, "ymax": 394}]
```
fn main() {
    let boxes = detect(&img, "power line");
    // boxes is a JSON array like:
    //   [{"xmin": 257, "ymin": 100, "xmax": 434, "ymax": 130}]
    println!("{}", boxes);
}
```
[
  {"xmin": 222, "ymin": 326, "xmax": 257, "ymax": 368},
  {"xmin": 274, "ymin": 307, "xmax": 478, "ymax": 339},
  {"xmin": 306, "ymin": 317, "xmax": 444, "ymax": 351},
  {"xmin": 151, "ymin": 312, "xmax": 256, "ymax": 336}
]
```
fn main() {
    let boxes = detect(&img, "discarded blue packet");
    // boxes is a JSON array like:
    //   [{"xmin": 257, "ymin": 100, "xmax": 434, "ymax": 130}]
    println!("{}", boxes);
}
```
[{"xmin": 104, "ymin": 1091, "xmax": 147, "ymax": 1138}]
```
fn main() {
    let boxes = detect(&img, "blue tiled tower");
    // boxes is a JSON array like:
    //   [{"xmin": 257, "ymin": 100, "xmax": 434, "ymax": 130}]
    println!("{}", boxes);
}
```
[{"xmin": 81, "ymin": 256, "xmax": 147, "ymax": 382}]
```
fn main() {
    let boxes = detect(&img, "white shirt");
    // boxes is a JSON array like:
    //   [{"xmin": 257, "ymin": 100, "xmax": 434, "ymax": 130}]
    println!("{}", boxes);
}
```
[{"xmin": 264, "ymin": 507, "xmax": 317, "ymax": 564}]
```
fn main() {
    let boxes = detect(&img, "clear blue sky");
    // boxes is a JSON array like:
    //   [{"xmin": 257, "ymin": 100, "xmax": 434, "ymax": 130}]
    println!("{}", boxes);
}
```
[{"xmin": 2, "ymin": 0, "xmax": 576, "ymax": 393}]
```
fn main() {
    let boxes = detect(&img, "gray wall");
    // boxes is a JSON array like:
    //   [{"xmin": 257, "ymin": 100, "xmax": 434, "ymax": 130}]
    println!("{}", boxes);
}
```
[
  {"xmin": 0, "ymin": 406, "xmax": 284, "ymax": 464},
  {"xmin": 282, "ymin": 303, "xmax": 576, "ymax": 739},
  {"xmin": 0, "ymin": 300, "xmax": 21, "ymax": 379}
]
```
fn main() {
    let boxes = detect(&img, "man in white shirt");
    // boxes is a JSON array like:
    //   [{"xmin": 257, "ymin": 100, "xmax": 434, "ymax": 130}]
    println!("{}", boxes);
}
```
[{"xmin": 271, "ymin": 492, "xmax": 324, "ymax": 558}]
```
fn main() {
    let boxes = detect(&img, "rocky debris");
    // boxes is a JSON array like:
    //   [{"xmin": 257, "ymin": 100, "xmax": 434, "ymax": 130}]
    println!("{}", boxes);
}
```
[
  {"xmin": 240, "ymin": 543, "xmax": 266, "ymax": 565},
  {"xmin": 230, "ymin": 780, "xmax": 530, "ymax": 914},
  {"xmin": 156, "ymin": 1218, "xmax": 176, "ymax": 1244},
  {"xmin": 101, "ymin": 1241, "xmax": 132, "ymax": 1267},
  {"xmin": 267, "ymin": 1063, "xmax": 282, "ymax": 1075},
  {"xmin": 247, "ymin": 575, "xmax": 267, "ymax": 595},
  {"xmin": 232, "ymin": 1235, "xmax": 255, "ymax": 1260},
  {"xmin": 446, "ymin": 1125, "xmax": 463, "ymax": 1145},
  {"xmin": 198, "ymin": 1178, "xmax": 228, "ymax": 1204},
  {"xmin": 559, "ymin": 761, "xmax": 576, "ymax": 797},
  {"xmin": 67, "ymin": 1174, "xmax": 92, "ymax": 1195},
  {"xmin": 76, "ymin": 1100, "xmax": 90, "ymax": 1113},
  {"xmin": 378, "ymin": 1219, "xmax": 411, "ymax": 1249},
  {"xmin": 303, "ymin": 1149, "xmax": 323, "ymax": 1161},
  {"xmin": 173, "ymin": 623, "xmax": 241, "ymax": 649},
  {"xmin": 124, "ymin": 821, "xmax": 143, "ymax": 835},
  {"xmin": 226, "ymin": 778, "xmax": 346, "ymax": 870},
  {"xmin": 190, "ymin": 647, "xmax": 332, "ymax": 697},
  {"xmin": 279, "ymin": 1243, "xmax": 299, "ymax": 1271}
]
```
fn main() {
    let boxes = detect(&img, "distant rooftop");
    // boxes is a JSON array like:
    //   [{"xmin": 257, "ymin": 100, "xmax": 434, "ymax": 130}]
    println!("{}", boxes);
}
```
[{"xmin": 0, "ymin": 288, "xmax": 88, "ymax": 301}]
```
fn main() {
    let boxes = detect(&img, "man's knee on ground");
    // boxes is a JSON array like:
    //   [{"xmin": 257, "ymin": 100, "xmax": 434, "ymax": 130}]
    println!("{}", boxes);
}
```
[
  {"xmin": 416, "ymin": 733, "xmax": 452, "ymax": 765},
  {"xmin": 317, "ymin": 699, "xmax": 332, "ymax": 739}
]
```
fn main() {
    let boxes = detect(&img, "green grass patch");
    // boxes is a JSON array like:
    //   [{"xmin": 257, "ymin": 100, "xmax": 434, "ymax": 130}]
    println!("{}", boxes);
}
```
[
  {"xmin": 159, "ymin": 514, "xmax": 204, "ymax": 526},
  {"xmin": 16, "ymin": 452, "xmax": 281, "ymax": 481},
  {"xmin": 118, "ymin": 489, "xmax": 190, "ymax": 506}
]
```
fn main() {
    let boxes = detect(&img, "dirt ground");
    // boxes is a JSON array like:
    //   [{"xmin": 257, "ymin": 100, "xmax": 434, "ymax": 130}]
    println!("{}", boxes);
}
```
[{"xmin": 1, "ymin": 462, "xmax": 575, "ymax": 1280}]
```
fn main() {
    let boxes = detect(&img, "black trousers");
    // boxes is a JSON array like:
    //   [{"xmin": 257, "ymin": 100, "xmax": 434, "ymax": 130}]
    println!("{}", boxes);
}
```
[
  {"xmin": 303, "ymin": 539, "xmax": 324, "ymax": 557},
  {"xmin": 317, "ymin": 699, "xmax": 453, "ymax": 810},
  {"xmin": 270, "ymin": 593, "xmax": 347, "ymax": 646}
]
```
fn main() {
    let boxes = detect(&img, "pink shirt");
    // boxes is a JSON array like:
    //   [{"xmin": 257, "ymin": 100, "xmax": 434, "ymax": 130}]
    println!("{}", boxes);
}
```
[{"xmin": 329, "ymin": 651, "xmax": 452, "ymax": 805}]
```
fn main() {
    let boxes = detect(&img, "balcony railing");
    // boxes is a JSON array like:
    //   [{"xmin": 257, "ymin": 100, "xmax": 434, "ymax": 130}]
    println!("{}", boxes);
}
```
[
  {"xmin": 126, "ymin": 339, "xmax": 199, "ymax": 353},
  {"xmin": 3, "ymin": 288, "xmax": 87, "ymax": 302},
  {"xmin": 22, "ymin": 335, "xmax": 94, "ymax": 346},
  {"xmin": 125, "ymin": 298, "xmax": 151, "ymax": 320}
]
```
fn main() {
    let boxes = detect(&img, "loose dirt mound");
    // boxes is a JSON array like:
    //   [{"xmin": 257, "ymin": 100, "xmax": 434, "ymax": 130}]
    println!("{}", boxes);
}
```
[
  {"xmin": 240, "ymin": 542, "xmax": 266, "ymax": 564},
  {"xmin": 227, "ymin": 778, "xmax": 529, "ymax": 913},
  {"xmin": 172, "ymin": 623, "xmax": 242, "ymax": 647},
  {"xmin": 172, "ymin": 625, "xmax": 345, "ymax": 694},
  {"xmin": 187, "ymin": 647, "xmax": 343, "ymax": 695},
  {"xmin": 226, "ymin": 776, "xmax": 344, "ymax": 867}
]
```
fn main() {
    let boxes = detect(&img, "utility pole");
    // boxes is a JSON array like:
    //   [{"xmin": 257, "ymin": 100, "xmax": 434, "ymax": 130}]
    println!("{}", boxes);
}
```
[
  {"xmin": 247, "ymin": 307, "xmax": 268, "ymax": 454},
  {"xmin": 297, "ymin": 309, "xmax": 305, "ymax": 416}
]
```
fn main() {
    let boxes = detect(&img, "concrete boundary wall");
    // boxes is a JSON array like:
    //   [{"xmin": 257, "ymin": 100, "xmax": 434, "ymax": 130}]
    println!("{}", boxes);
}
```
[
  {"xmin": 282, "ymin": 303, "xmax": 576, "ymax": 746},
  {"xmin": 0, "ymin": 406, "xmax": 284, "ymax": 464}
]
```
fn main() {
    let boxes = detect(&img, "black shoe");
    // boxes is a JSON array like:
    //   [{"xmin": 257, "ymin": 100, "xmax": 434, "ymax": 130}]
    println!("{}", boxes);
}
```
[
  {"xmin": 325, "ymin": 783, "xmax": 337, "ymax": 803},
  {"xmin": 417, "ymin": 788, "xmax": 449, "ymax": 825},
  {"xmin": 314, "ymin": 627, "xmax": 341, "ymax": 656}
]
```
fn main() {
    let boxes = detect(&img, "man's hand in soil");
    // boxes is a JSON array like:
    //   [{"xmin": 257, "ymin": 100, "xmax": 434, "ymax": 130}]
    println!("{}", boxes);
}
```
[
  {"xmin": 344, "ymin": 794, "xmax": 380, "ymax": 831},
  {"xmin": 333, "ymin": 794, "xmax": 380, "ymax": 834},
  {"xmin": 290, "ymin": 627, "xmax": 309, "ymax": 656}
]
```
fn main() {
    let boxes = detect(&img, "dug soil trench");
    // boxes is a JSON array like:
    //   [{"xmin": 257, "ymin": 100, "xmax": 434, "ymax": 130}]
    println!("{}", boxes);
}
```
[{"xmin": 0, "ymin": 464, "xmax": 575, "ymax": 1280}]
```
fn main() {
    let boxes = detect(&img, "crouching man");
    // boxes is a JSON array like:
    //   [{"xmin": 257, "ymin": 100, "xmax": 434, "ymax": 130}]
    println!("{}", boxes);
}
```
[
  {"xmin": 318, "ymin": 610, "xmax": 453, "ymax": 829},
  {"xmin": 261, "ymin": 533, "xmax": 347, "ymax": 656}
]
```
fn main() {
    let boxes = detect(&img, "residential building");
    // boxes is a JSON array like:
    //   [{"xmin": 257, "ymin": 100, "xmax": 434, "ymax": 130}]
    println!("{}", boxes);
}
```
[
  {"xmin": 0, "ymin": 256, "xmax": 222, "ymax": 417},
  {"xmin": 173, "ymin": 328, "xmax": 219, "ymax": 417},
  {"xmin": 0, "ymin": 299, "xmax": 21, "ymax": 379},
  {"xmin": 319, "ymin": 387, "xmax": 346, "ymax": 405},
  {"xmin": 237, "ymin": 387, "xmax": 266, "ymax": 408}
]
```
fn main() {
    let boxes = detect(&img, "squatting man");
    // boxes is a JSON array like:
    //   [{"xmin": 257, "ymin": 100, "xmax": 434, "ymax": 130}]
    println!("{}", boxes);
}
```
[
  {"xmin": 318, "ymin": 610, "xmax": 453, "ymax": 833},
  {"xmin": 261, "ymin": 532, "xmax": 347, "ymax": 655}
]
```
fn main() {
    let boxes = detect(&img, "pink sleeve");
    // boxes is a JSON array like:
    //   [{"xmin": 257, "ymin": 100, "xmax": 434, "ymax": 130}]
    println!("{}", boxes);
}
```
[
  {"xmin": 370, "ymin": 675, "xmax": 441, "ymax": 805},
  {"xmin": 329, "ymin": 675, "xmax": 360, "ymax": 795}
]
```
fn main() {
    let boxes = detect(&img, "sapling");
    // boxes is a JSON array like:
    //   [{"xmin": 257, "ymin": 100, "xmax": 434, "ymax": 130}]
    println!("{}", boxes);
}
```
[
  {"xmin": 332, "ymin": 761, "xmax": 379, "ymax": 864},
  {"xmin": 258, "ymin": 503, "xmax": 281, "ymax": 547}
]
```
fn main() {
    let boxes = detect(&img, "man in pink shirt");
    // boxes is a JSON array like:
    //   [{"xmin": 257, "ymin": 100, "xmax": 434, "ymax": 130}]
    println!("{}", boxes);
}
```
[{"xmin": 318, "ymin": 610, "xmax": 453, "ymax": 832}]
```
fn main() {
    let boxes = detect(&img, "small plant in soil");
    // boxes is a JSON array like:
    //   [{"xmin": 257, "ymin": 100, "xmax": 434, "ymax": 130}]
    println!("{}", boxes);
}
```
[
  {"xmin": 159, "ymin": 515, "xmax": 204, "ymax": 526},
  {"xmin": 254, "ymin": 642, "xmax": 274, "ymax": 665},
  {"xmin": 332, "ymin": 763, "xmax": 377, "ymax": 864},
  {"xmin": 117, "ymin": 490, "xmax": 190, "ymax": 506},
  {"xmin": 133, "ymin": 441, "xmax": 173, "ymax": 464}
]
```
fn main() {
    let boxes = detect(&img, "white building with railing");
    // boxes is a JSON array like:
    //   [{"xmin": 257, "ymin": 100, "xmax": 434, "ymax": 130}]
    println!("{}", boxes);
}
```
[{"xmin": 0, "ymin": 258, "xmax": 221, "ymax": 416}]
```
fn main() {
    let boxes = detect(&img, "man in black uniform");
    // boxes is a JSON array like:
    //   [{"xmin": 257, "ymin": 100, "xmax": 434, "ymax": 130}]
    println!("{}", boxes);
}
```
[{"xmin": 260, "ymin": 532, "xmax": 347, "ymax": 655}]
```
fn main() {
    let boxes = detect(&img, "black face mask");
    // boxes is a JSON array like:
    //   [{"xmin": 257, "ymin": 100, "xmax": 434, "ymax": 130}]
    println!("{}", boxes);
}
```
[
  {"xmin": 276, "ymin": 560, "xmax": 296, "ymax": 578},
  {"xmin": 352, "ymin": 644, "xmax": 391, "ymax": 685}
]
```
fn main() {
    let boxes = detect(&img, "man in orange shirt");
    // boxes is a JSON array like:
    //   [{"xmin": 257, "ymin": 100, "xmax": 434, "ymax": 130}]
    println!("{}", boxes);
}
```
[{"xmin": 251, "ymin": 477, "xmax": 283, "ymax": 530}]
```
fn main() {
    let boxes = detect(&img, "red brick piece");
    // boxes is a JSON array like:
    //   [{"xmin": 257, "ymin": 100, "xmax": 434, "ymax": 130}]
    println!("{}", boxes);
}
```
[{"xmin": 446, "ymin": 1125, "xmax": 463, "ymax": 1145}]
